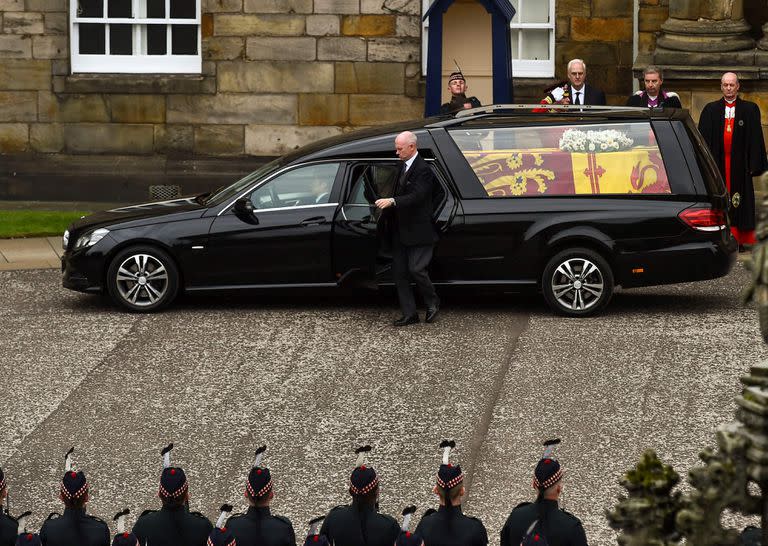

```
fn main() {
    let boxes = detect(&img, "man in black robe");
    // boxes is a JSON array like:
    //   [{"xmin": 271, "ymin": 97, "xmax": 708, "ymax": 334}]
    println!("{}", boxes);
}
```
[{"xmin": 698, "ymin": 72, "xmax": 768, "ymax": 249}]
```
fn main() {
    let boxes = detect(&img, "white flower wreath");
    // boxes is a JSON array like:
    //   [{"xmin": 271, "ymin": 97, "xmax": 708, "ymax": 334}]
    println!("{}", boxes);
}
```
[{"xmin": 558, "ymin": 129, "xmax": 634, "ymax": 153}]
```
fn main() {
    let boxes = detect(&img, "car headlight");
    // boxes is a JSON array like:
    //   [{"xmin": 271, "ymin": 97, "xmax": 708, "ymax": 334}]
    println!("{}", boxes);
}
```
[
  {"xmin": 74, "ymin": 228, "xmax": 110, "ymax": 250},
  {"xmin": 62, "ymin": 229, "xmax": 69, "ymax": 250}
]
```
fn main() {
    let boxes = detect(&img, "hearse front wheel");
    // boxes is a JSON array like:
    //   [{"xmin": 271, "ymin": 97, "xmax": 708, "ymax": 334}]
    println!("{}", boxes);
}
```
[
  {"xmin": 542, "ymin": 248, "xmax": 614, "ymax": 317},
  {"xmin": 107, "ymin": 245, "xmax": 179, "ymax": 312}
]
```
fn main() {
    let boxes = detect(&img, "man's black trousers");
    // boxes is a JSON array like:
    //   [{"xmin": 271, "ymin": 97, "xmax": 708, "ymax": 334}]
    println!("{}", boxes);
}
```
[{"xmin": 392, "ymin": 237, "xmax": 438, "ymax": 317}]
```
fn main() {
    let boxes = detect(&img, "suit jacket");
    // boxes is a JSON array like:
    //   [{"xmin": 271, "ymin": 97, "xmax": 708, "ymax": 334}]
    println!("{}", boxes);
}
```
[
  {"xmin": 39, "ymin": 508, "xmax": 110, "ymax": 546},
  {"xmin": 541, "ymin": 83, "xmax": 606, "ymax": 106},
  {"xmin": 226, "ymin": 506, "xmax": 296, "ymax": 546},
  {"xmin": 390, "ymin": 153, "xmax": 439, "ymax": 247}
]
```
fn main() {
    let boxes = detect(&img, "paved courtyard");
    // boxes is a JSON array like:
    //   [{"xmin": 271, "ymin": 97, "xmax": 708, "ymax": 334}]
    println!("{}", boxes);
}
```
[{"xmin": 0, "ymin": 265, "xmax": 765, "ymax": 544}]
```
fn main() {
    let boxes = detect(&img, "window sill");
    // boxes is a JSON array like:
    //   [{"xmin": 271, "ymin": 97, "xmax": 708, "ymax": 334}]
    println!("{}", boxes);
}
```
[{"xmin": 53, "ymin": 73, "xmax": 216, "ymax": 94}]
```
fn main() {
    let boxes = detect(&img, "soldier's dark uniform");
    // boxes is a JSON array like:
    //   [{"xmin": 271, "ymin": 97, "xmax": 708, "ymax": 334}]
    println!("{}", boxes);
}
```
[
  {"xmin": 320, "ymin": 446, "xmax": 400, "ymax": 546},
  {"xmin": 207, "ymin": 505, "xmax": 237, "ymax": 546},
  {"xmin": 226, "ymin": 446, "xmax": 295, "ymax": 546},
  {"xmin": 439, "ymin": 71, "xmax": 481, "ymax": 115},
  {"xmin": 39, "ymin": 460, "xmax": 109, "ymax": 546},
  {"xmin": 301, "ymin": 517, "xmax": 329, "ymax": 546},
  {"xmin": 0, "ymin": 468, "xmax": 17, "ymax": 546},
  {"xmin": 0, "ymin": 512, "xmax": 17, "ymax": 546},
  {"xmin": 321, "ymin": 501, "xmax": 399, "ymax": 546},
  {"xmin": 132, "ymin": 445, "xmax": 213, "ymax": 546},
  {"xmin": 499, "ymin": 440, "xmax": 587, "ymax": 546},
  {"xmin": 39, "ymin": 508, "xmax": 110, "ymax": 546},
  {"xmin": 415, "ymin": 506, "xmax": 486, "ymax": 546},
  {"xmin": 415, "ymin": 441, "xmax": 487, "ymax": 546},
  {"xmin": 227, "ymin": 507, "xmax": 294, "ymax": 546},
  {"xmin": 500, "ymin": 500, "xmax": 587, "ymax": 546},
  {"xmin": 132, "ymin": 505, "xmax": 211, "ymax": 546}
]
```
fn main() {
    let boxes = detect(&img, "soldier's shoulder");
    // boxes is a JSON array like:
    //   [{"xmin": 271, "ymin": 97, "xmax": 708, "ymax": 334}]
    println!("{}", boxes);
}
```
[
  {"xmin": 138, "ymin": 509, "xmax": 157, "ymax": 518},
  {"xmin": 271, "ymin": 514, "xmax": 293, "ymax": 528},
  {"xmin": 421, "ymin": 508, "xmax": 437, "ymax": 519},
  {"xmin": 511, "ymin": 502, "xmax": 533, "ymax": 511},
  {"xmin": 45, "ymin": 512, "xmax": 62, "ymax": 522},
  {"xmin": 189, "ymin": 511, "xmax": 212, "ymax": 524},
  {"xmin": 327, "ymin": 504, "xmax": 348, "ymax": 515},
  {"xmin": 86, "ymin": 513, "xmax": 108, "ymax": 527},
  {"xmin": 376, "ymin": 511, "xmax": 398, "ymax": 525},
  {"xmin": 557, "ymin": 507, "xmax": 584, "ymax": 525}
]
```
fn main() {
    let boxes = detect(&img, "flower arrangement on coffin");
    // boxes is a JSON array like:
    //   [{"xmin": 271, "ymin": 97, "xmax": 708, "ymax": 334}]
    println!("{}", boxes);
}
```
[{"xmin": 558, "ymin": 128, "xmax": 634, "ymax": 153}]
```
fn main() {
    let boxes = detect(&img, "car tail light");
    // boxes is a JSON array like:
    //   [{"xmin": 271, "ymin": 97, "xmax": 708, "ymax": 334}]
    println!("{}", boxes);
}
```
[{"xmin": 678, "ymin": 207, "xmax": 727, "ymax": 232}]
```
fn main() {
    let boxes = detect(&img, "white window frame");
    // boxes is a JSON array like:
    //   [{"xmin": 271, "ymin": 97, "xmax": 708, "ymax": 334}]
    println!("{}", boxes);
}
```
[
  {"xmin": 70, "ymin": 0, "xmax": 202, "ymax": 74},
  {"xmin": 510, "ymin": 0, "xmax": 555, "ymax": 78},
  {"xmin": 421, "ymin": 0, "xmax": 555, "ymax": 78}
]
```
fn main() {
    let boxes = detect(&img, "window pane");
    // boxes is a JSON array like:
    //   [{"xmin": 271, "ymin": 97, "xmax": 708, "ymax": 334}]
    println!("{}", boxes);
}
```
[
  {"xmin": 77, "ymin": 0, "xmax": 103, "ymax": 18},
  {"xmin": 511, "ymin": 29, "xmax": 519, "ymax": 59},
  {"xmin": 250, "ymin": 164, "xmax": 340, "ymax": 209},
  {"xmin": 146, "ymin": 24, "xmax": 167, "ymax": 54},
  {"xmin": 521, "ymin": 0, "xmax": 549, "ymax": 23},
  {"xmin": 170, "ymin": 0, "xmax": 196, "ymax": 18},
  {"xmin": 449, "ymin": 123, "xmax": 671, "ymax": 197},
  {"xmin": 147, "ymin": 0, "xmax": 165, "ymax": 17},
  {"xmin": 110, "ymin": 24, "xmax": 132, "ymax": 54},
  {"xmin": 520, "ymin": 29, "xmax": 549, "ymax": 60},
  {"xmin": 348, "ymin": 164, "xmax": 398, "ymax": 204},
  {"xmin": 172, "ymin": 24, "xmax": 197, "ymax": 54},
  {"xmin": 79, "ymin": 23, "xmax": 105, "ymax": 54},
  {"xmin": 108, "ymin": 0, "xmax": 132, "ymax": 17}
]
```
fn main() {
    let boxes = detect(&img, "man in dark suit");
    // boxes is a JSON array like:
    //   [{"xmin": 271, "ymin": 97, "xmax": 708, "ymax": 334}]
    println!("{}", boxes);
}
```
[
  {"xmin": 375, "ymin": 131, "xmax": 440, "ymax": 326},
  {"xmin": 541, "ymin": 59, "xmax": 606, "ymax": 106}
]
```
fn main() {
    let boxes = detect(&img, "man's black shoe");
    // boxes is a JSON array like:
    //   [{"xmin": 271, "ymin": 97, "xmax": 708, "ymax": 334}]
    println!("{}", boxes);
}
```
[
  {"xmin": 425, "ymin": 306, "xmax": 440, "ymax": 323},
  {"xmin": 393, "ymin": 315, "xmax": 419, "ymax": 326}
]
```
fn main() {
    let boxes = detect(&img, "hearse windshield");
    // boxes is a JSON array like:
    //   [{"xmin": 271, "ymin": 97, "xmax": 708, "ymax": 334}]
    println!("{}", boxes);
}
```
[{"xmin": 204, "ymin": 157, "xmax": 283, "ymax": 207}]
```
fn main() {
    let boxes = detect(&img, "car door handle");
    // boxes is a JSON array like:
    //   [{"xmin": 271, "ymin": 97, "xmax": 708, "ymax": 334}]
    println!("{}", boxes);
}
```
[{"xmin": 300, "ymin": 216, "xmax": 325, "ymax": 226}]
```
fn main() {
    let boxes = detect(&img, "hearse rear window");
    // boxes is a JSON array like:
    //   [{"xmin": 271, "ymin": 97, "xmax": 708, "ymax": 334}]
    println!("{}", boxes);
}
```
[{"xmin": 448, "ymin": 122, "xmax": 671, "ymax": 197}]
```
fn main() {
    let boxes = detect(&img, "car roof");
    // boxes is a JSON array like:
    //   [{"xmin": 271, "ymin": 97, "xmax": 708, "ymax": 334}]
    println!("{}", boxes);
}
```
[{"xmin": 282, "ymin": 104, "xmax": 690, "ymax": 163}]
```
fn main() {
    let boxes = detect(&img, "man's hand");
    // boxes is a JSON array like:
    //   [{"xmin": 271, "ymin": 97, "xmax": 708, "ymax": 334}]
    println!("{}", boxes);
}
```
[{"xmin": 375, "ymin": 198, "xmax": 394, "ymax": 209}]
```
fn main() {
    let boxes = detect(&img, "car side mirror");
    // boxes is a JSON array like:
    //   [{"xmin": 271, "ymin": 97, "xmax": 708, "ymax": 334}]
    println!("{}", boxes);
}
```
[{"xmin": 234, "ymin": 197, "xmax": 258, "ymax": 224}]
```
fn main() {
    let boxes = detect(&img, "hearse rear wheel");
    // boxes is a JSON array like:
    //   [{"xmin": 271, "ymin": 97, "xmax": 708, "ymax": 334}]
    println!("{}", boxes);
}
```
[{"xmin": 542, "ymin": 248, "xmax": 613, "ymax": 317}]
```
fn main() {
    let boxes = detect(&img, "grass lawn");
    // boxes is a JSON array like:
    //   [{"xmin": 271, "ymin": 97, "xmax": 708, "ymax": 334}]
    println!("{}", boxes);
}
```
[{"xmin": 0, "ymin": 210, "xmax": 91, "ymax": 238}]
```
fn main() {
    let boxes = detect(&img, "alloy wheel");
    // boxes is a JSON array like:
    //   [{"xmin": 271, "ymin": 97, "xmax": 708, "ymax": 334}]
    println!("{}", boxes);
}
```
[
  {"xmin": 550, "ymin": 257, "xmax": 605, "ymax": 312},
  {"xmin": 115, "ymin": 253, "xmax": 169, "ymax": 307}
]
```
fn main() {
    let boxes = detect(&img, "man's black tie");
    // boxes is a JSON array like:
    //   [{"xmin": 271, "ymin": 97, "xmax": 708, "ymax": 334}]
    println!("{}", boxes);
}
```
[{"xmin": 574, "ymin": 91, "xmax": 581, "ymax": 105}]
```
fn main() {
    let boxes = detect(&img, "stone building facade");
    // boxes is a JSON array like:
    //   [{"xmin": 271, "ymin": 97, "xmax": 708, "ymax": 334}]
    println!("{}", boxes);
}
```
[{"xmin": 0, "ymin": 0, "xmax": 766, "ymax": 201}]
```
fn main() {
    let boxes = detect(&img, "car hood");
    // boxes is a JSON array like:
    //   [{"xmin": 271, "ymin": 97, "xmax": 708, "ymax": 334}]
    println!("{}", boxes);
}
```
[{"xmin": 70, "ymin": 197, "xmax": 207, "ymax": 232}]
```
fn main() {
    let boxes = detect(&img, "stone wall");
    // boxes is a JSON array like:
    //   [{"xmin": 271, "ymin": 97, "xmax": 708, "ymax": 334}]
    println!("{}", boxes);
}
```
[
  {"xmin": 0, "ymin": 0, "xmax": 424, "ymax": 160},
  {"xmin": 514, "ymin": 0, "xmax": 641, "ymax": 105}
]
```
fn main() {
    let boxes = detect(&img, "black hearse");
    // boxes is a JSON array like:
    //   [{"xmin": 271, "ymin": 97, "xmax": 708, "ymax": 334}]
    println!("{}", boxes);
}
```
[{"xmin": 62, "ymin": 105, "xmax": 736, "ymax": 316}]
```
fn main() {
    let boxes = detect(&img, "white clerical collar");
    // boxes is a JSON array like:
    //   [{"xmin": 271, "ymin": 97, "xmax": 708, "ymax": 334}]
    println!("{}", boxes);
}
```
[{"xmin": 404, "ymin": 152, "xmax": 418, "ymax": 172}]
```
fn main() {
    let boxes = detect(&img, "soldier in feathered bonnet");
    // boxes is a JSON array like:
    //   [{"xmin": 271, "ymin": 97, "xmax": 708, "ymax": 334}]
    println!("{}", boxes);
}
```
[
  {"xmin": 321, "ymin": 445, "xmax": 400, "ymax": 546},
  {"xmin": 225, "ymin": 446, "xmax": 295, "ymax": 546},
  {"xmin": 208, "ymin": 504, "xmax": 236, "ymax": 546},
  {"xmin": 111, "ymin": 509, "xmax": 139, "ymax": 546},
  {"xmin": 39, "ymin": 447, "xmax": 109, "ymax": 546},
  {"xmin": 500, "ymin": 439, "xmax": 587, "ymax": 546},
  {"xmin": 394, "ymin": 505, "xmax": 422, "ymax": 546},
  {"xmin": 302, "ymin": 517, "xmax": 329, "ymax": 546},
  {"xmin": 131, "ymin": 443, "xmax": 212, "ymax": 546},
  {"xmin": 12, "ymin": 512, "xmax": 38, "ymax": 546},
  {"xmin": 414, "ymin": 440, "xmax": 487, "ymax": 545},
  {"xmin": 439, "ymin": 62, "xmax": 482, "ymax": 115}
]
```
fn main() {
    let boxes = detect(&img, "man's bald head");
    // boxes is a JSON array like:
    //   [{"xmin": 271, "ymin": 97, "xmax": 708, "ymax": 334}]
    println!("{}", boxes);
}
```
[
  {"xmin": 721, "ymin": 72, "xmax": 739, "ymax": 101},
  {"xmin": 395, "ymin": 131, "xmax": 418, "ymax": 161}
]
